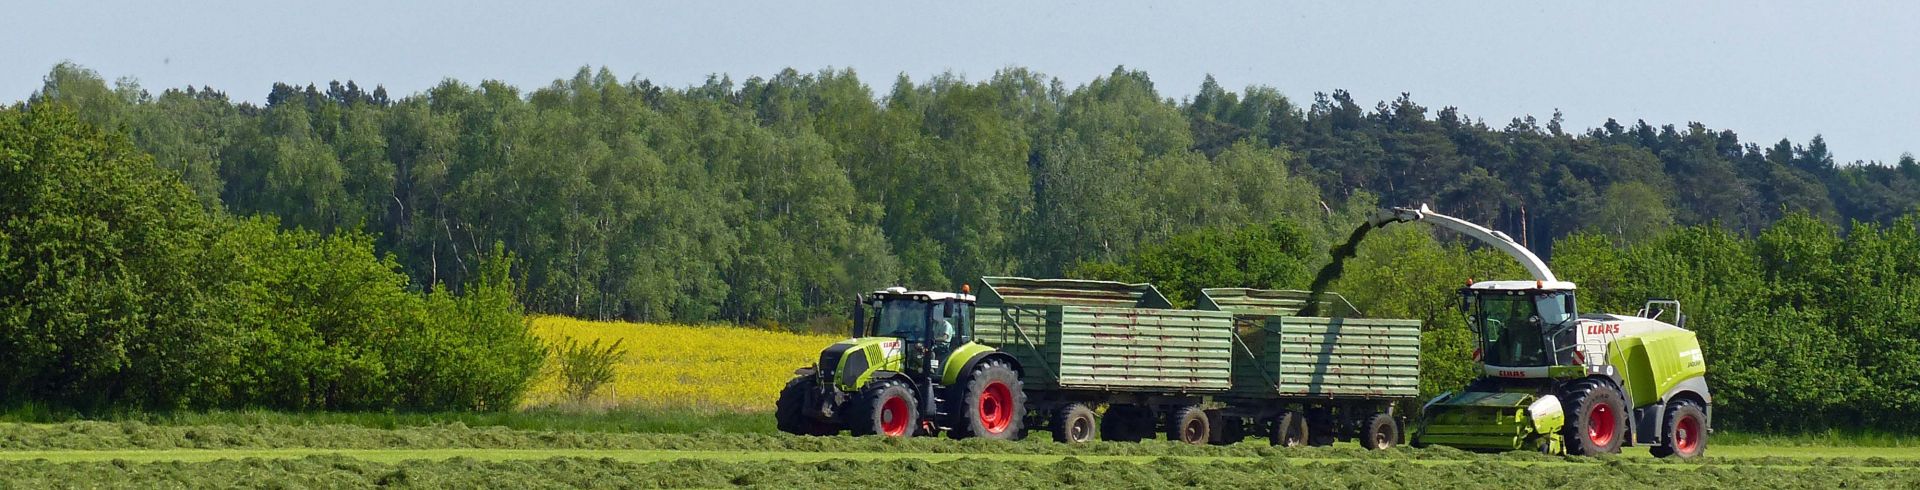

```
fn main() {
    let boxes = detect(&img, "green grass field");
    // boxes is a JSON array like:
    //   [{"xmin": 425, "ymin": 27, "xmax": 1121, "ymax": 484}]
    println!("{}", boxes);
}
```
[{"xmin": 0, "ymin": 420, "xmax": 1917, "ymax": 488}]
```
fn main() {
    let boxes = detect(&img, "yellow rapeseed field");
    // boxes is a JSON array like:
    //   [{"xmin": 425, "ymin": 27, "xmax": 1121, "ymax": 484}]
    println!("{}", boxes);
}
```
[{"xmin": 523, "ymin": 316, "xmax": 843, "ymax": 412}]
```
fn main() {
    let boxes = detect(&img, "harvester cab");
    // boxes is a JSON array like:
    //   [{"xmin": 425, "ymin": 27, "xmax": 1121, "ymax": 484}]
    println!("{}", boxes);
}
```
[
  {"xmin": 776, "ymin": 285, "xmax": 1027, "ymax": 441},
  {"xmin": 1375, "ymin": 204, "xmax": 1713, "ymax": 459}
]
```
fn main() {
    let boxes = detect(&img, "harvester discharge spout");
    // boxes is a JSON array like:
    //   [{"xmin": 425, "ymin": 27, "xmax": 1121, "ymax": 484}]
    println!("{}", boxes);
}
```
[{"xmin": 1368, "ymin": 204, "xmax": 1558, "ymax": 283}]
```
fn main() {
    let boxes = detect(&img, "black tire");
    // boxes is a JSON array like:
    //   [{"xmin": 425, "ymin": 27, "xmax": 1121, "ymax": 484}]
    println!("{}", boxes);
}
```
[
  {"xmin": 1359, "ymin": 413, "xmax": 1400, "ymax": 450},
  {"xmin": 850, "ymin": 381, "xmax": 918, "ymax": 437},
  {"xmin": 775, "ymin": 377, "xmax": 838, "ymax": 436},
  {"xmin": 1051, "ymin": 403, "xmax": 1099, "ymax": 443},
  {"xmin": 1305, "ymin": 409, "xmax": 1337, "ymax": 446},
  {"xmin": 1100, "ymin": 405, "xmax": 1150, "ymax": 442},
  {"xmin": 1168, "ymin": 405, "xmax": 1210, "ymax": 444},
  {"xmin": 947, "ymin": 359, "xmax": 1025, "ymax": 440},
  {"xmin": 1212, "ymin": 416, "xmax": 1245, "ymax": 446},
  {"xmin": 1651, "ymin": 400, "xmax": 1708, "ymax": 459},
  {"xmin": 1267, "ymin": 411, "xmax": 1307, "ymax": 447},
  {"xmin": 1560, "ymin": 379, "xmax": 1627, "ymax": 455}
]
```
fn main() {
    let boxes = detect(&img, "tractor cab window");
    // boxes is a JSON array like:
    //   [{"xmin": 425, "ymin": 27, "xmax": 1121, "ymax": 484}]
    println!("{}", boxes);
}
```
[
  {"xmin": 1476, "ymin": 293, "xmax": 1549, "ymax": 367},
  {"xmin": 874, "ymin": 299, "xmax": 932, "ymax": 341},
  {"xmin": 942, "ymin": 302, "xmax": 971, "ymax": 343}
]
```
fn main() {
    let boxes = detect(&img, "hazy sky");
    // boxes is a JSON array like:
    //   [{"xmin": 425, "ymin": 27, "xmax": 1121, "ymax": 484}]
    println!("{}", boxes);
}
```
[{"xmin": 6, "ymin": 1, "xmax": 1915, "ymax": 163}]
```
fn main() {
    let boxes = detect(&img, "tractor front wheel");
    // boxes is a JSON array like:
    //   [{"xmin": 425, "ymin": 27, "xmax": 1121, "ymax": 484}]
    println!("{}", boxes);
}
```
[
  {"xmin": 1651, "ymin": 400, "xmax": 1708, "ymax": 459},
  {"xmin": 775, "ymin": 377, "xmax": 838, "ymax": 436},
  {"xmin": 1561, "ymin": 379, "xmax": 1627, "ymax": 455},
  {"xmin": 850, "ymin": 381, "xmax": 917, "ymax": 437},
  {"xmin": 948, "ymin": 359, "xmax": 1025, "ymax": 440}
]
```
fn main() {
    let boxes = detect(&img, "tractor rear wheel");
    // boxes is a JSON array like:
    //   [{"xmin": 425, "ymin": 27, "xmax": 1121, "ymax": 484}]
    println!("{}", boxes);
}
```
[
  {"xmin": 1168, "ymin": 405, "xmax": 1210, "ymax": 444},
  {"xmin": 850, "ymin": 381, "xmax": 917, "ymax": 437},
  {"xmin": 1050, "ymin": 403, "xmax": 1099, "ymax": 443},
  {"xmin": 1267, "ymin": 411, "xmax": 1307, "ymax": 447},
  {"xmin": 775, "ymin": 377, "xmax": 838, "ymax": 436},
  {"xmin": 1650, "ymin": 400, "xmax": 1708, "ymax": 459},
  {"xmin": 1359, "ymin": 413, "xmax": 1400, "ymax": 450},
  {"xmin": 1100, "ymin": 405, "xmax": 1151, "ymax": 442},
  {"xmin": 947, "ymin": 359, "xmax": 1025, "ymax": 440},
  {"xmin": 1560, "ymin": 379, "xmax": 1627, "ymax": 455}
]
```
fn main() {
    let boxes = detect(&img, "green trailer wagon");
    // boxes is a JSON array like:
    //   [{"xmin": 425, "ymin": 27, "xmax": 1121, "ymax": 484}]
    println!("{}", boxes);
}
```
[
  {"xmin": 1203, "ymin": 287, "xmax": 1422, "ymax": 449},
  {"xmin": 972, "ymin": 277, "xmax": 1422, "ymax": 447}
]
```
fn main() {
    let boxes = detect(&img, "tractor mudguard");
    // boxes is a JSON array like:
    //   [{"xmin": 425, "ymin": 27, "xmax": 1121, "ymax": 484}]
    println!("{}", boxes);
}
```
[{"xmin": 941, "ymin": 342, "xmax": 1008, "ymax": 385}]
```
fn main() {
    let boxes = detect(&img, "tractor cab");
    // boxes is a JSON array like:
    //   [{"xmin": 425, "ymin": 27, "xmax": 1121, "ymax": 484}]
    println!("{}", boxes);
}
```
[
  {"xmin": 853, "ymin": 287, "xmax": 976, "ymax": 375},
  {"xmin": 1460, "ymin": 280, "xmax": 1581, "ymax": 373}
]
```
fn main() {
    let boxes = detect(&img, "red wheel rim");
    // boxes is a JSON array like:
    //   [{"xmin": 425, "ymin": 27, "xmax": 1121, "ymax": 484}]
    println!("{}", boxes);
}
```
[
  {"xmin": 979, "ymin": 381, "xmax": 1013, "ymax": 434},
  {"xmin": 1675, "ymin": 414, "xmax": 1702, "ymax": 454},
  {"xmin": 880, "ymin": 396, "xmax": 910, "ymax": 436},
  {"xmin": 1587, "ymin": 402, "xmax": 1616, "ymax": 447}
]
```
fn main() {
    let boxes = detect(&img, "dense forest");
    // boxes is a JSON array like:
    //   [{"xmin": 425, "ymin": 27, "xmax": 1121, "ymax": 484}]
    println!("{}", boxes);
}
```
[{"xmin": 16, "ymin": 63, "xmax": 1920, "ymax": 431}]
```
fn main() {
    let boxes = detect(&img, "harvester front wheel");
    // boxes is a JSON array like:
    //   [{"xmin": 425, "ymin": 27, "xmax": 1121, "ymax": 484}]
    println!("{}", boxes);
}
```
[
  {"xmin": 1168, "ymin": 406, "xmax": 1210, "ymax": 444},
  {"xmin": 851, "ymin": 381, "xmax": 918, "ymax": 438},
  {"xmin": 1650, "ymin": 400, "xmax": 1708, "ymax": 459},
  {"xmin": 948, "ymin": 359, "xmax": 1025, "ymax": 440},
  {"xmin": 775, "ymin": 377, "xmax": 838, "ymax": 436},
  {"xmin": 1561, "ymin": 379, "xmax": 1627, "ymax": 455},
  {"xmin": 1359, "ymin": 413, "xmax": 1400, "ymax": 450},
  {"xmin": 1050, "ymin": 403, "xmax": 1099, "ymax": 443},
  {"xmin": 1267, "ymin": 411, "xmax": 1307, "ymax": 447}
]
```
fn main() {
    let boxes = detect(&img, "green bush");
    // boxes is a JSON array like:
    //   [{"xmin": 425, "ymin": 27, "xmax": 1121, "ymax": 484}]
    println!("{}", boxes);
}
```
[
  {"xmin": 552, "ymin": 337, "xmax": 627, "ymax": 403},
  {"xmin": 0, "ymin": 103, "xmax": 542, "ymax": 412}
]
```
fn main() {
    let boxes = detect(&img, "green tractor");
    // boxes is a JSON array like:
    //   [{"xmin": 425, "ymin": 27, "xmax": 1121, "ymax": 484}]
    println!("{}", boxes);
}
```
[
  {"xmin": 1377, "ymin": 205, "xmax": 1712, "ymax": 458},
  {"xmin": 776, "ymin": 286, "xmax": 1028, "ymax": 439}
]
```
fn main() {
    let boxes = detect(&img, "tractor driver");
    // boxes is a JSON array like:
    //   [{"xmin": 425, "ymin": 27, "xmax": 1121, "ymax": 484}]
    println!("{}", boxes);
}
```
[{"xmin": 935, "ymin": 316, "xmax": 955, "ymax": 343}]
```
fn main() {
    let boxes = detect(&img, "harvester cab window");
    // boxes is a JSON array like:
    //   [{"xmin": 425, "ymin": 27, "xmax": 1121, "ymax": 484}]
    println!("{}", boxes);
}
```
[
  {"xmin": 1535, "ymin": 293, "xmax": 1573, "ymax": 327},
  {"xmin": 1478, "ymin": 294, "xmax": 1548, "ymax": 367}
]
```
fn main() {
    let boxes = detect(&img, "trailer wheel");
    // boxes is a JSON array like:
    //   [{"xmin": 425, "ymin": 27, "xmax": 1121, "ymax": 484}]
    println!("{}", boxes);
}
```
[
  {"xmin": 1212, "ymin": 415, "xmax": 1245, "ymax": 446},
  {"xmin": 1267, "ymin": 411, "xmax": 1307, "ymax": 447},
  {"xmin": 947, "ymin": 359, "xmax": 1025, "ymax": 440},
  {"xmin": 1050, "ymin": 403, "xmax": 1099, "ymax": 443},
  {"xmin": 1168, "ymin": 406, "xmax": 1210, "ymax": 445},
  {"xmin": 1560, "ymin": 379, "xmax": 1626, "ymax": 455},
  {"xmin": 1359, "ymin": 413, "xmax": 1400, "ymax": 450},
  {"xmin": 1651, "ymin": 400, "xmax": 1708, "ymax": 459},
  {"xmin": 1305, "ymin": 409, "xmax": 1337, "ymax": 446},
  {"xmin": 775, "ymin": 377, "xmax": 839, "ymax": 436},
  {"xmin": 850, "ymin": 381, "xmax": 917, "ymax": 437},
  {"xmin": 1100, "ymin": 405, "xmax": 1150, "ymax": 442}
]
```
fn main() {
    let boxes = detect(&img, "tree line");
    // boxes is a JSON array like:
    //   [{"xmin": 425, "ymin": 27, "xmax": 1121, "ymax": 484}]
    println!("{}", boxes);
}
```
[{"xmin": 35, "ymin": 63, "xmax": 1918, "ymax": 328}]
